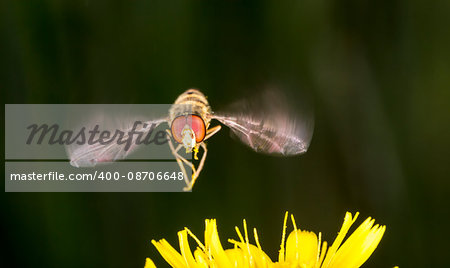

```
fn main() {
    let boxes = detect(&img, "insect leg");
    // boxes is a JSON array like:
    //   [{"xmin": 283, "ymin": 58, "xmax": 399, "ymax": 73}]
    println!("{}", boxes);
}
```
[
  {"xmin": 204, "ymin": 125, "xmax": 222, "ymax": 140},
  {"xmin": 188, "ymin": 142, "xmax": 208, "ymax": 191},
  {"xmin": 182, "ymin": 125, "xmax": 219, "ymax": 190},
  {"xmin": 166, "ymin": 130, "xmax": 192, "ymax": 188}
]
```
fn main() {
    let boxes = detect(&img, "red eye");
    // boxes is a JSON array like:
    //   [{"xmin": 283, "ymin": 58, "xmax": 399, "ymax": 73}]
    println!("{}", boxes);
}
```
[{"xmin": 171, "ymin": 115, "xmax": 206, "ymax": 143}]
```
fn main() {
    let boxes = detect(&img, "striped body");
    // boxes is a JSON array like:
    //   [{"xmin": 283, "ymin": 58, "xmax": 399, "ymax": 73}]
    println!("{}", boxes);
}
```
[
  {"xmin": 169, "ymin": 89, "xmax": 212, "ymax": 125},
  {"xmin": 169, "ymin": 89, "xmax": 212, "ymax": 144}
]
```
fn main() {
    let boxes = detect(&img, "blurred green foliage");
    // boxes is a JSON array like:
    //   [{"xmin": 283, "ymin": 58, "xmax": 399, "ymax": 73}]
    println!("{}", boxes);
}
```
[{"xmin": 2, "ymin": 0, "xmax": 450, "ymax": 267}]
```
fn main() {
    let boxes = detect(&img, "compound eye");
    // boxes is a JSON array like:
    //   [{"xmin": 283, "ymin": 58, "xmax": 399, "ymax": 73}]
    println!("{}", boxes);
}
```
[{"xmin": 171, "ymin": 115, "xmax": 206, "ymax": 143}]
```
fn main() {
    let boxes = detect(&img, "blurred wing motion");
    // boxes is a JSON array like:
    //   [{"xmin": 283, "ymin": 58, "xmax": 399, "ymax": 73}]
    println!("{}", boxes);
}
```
[
  {"xmin": 213, "ymin": 90, "xmax": 313, "ymax": 156},
  {"xmin": 67, "ymin": 118, "xmax": 166, "ymax": 167}
]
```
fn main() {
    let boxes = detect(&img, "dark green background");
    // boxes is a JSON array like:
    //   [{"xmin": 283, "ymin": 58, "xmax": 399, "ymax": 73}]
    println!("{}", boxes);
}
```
[{"xmin": 2, "ymin": 0, "xmax": 449, "ymax": 267}]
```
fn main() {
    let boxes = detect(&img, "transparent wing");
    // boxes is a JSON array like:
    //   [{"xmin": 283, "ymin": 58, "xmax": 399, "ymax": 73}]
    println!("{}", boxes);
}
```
[
  {"xmin": 212, "ymin": 90, "xmax": 313, "ymax": 156},
  {"xmin": 67, "ymin": 118, "xmax": 167, "ymax": 167}
]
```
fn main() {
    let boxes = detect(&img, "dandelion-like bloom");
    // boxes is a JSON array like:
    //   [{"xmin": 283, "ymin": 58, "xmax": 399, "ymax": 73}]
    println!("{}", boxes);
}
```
[{"xmin": 145, "ymin": 212, "xmax": 386, "ymax": 268}]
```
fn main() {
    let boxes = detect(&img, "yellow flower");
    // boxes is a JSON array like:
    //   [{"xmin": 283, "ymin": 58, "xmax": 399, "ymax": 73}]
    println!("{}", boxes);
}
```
[{"xmin": 146, "ymin": 212, "xmax": 386, "ymax": 268}]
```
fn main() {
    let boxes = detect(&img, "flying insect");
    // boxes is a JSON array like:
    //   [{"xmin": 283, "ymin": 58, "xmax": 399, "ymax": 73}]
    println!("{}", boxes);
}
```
[{"xmin": 69, "ymin": 89, "xmax": 313, "ymax": 191}]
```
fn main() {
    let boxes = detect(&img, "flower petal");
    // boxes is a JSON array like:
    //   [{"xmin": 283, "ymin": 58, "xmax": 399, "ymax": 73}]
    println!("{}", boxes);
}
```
[
  {"xmin": 178, "ymin": 230, "xmax": 198, "ymax": 267},
  {"xmin": 204, "ymin": 219, "xmax": 233, "ymax": 267},
  {"xmin": 144, "ymin": 258, "xmax": 157, "ymax": 268},
  {"xmin": 152, "ymin": 239, "xmax": 187, "ymax": 268},
  {"xmin": 286, "ymin": 230, "xmax": 319, "ymax": 267},
  {"xmin": 328, "ymin": 218, "xmax": 386, "ymax": 268},
  {"xmin": 321, "ymin": 212, "xmax": 359, "ymax": 268}
]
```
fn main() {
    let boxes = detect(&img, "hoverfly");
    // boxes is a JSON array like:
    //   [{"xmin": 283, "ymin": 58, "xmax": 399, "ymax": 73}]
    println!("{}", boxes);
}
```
[{"xmin": 69, "ymin": 89, "xmax": 313, "ymax": 191}]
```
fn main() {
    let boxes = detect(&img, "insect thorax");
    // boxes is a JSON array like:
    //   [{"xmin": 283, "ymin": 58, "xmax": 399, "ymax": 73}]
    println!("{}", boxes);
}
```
[{"xmin": 169, "ymin": 89, "xmax": 212, "ymax": 128}]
